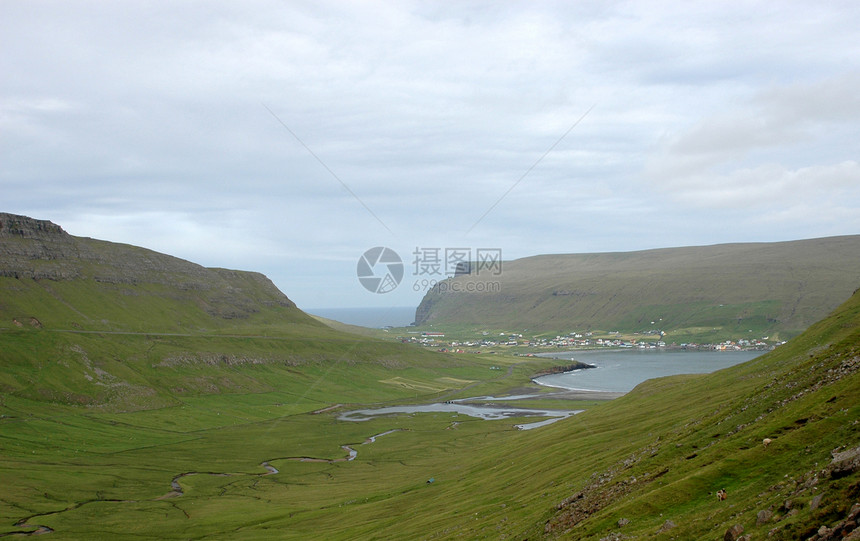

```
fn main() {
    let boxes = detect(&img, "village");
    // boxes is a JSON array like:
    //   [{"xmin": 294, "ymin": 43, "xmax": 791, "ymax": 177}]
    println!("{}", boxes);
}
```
[{"xmin": 398, "ymin": 329, "xmax": 776, "ymax": 354}]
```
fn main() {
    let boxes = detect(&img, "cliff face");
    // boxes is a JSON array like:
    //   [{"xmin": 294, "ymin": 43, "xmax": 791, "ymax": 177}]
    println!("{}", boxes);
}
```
[
  {"xmin": 0, "ymin": 213, "xmax": 66, "ymax": 237},
  {"xmin": 0, "ymin": 212, "xmax": 307, "ymax": 331},
  {"xmin": 0, "ymin": 213, "xmax": 81, "ymax": 279},
  {"xmin": 0, "ymin": 213, "xmax": 287, "ymax": 293}
]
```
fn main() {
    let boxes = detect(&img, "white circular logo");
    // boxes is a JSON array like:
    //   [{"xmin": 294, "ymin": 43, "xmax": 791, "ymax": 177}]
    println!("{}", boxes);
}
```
[{"xmin": 357, "ymin": 247, "xmax": 404, "ymax": 294}]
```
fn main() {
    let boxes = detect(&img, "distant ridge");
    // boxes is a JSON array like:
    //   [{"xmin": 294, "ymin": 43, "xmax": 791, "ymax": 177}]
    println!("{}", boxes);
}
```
[
  {"xmin": 0, "ymin": 212, "xmax": 310, "ymax": 332},
  {"xmin": 415, "ymin": 236, "xmax": 860, "ymax": 340},
  {"xmin": 0, "ymin": 212, "xmax": 460, "ymax": 411}
]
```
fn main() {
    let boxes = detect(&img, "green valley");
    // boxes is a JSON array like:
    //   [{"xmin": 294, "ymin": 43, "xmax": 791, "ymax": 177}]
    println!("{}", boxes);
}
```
[{"xmin": 1, "ymin": 213, "xmax": 858, "ymax": 539}]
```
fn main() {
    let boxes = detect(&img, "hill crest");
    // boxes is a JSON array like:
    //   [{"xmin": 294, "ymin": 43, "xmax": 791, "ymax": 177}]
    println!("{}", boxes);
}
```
[
  {"xmin": 415, "ymin": 236, "xmax": 860, "ymax": 341},
  {"xmin": 0, "ymin": 212, "xmax": 304, "ymax": 332}
]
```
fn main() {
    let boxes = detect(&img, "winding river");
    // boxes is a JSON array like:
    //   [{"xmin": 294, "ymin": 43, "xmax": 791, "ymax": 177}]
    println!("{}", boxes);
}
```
[
  {"xmin": 8, "ymin": 390, "xmax": 589, "ymax": 537},
  {"xmin": 339, "ymin": 397, "xmax": 583, "ymax": 430},
  {"xmin": 150, "ymin": 395, "xmax": 584, "ymax": 505},
  {"xmin": 8, "ymin": 348, "xmax": 769, "ymax": 536},
  {"xmin": 158, "ymin": 429, "xmax": 405, "ymax": 499}
]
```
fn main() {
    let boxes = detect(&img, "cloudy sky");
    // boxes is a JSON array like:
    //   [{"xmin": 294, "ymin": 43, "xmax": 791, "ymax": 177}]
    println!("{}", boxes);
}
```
[{"xmin": 2, "ymin": 1, "xmax": 859, "ymax": 312}]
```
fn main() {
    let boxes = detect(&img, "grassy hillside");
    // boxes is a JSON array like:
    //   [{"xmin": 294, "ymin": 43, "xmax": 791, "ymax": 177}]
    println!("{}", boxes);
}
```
[
  {"xmin": 1, "ymin": 213, "xmax": 857, "ymax": 539},
  {"xmin": 1, "ymin": 286, "xmax": 856, "ymax": 539},
  {"xmin": 522, "ymin": 286, "xmax": 860, "ymax": 539},
  {"xmin": 0, "ymin": 212, "xmax": 316, "ymax": 334},
  {"xmin": 415, "ymin": 236, "xmax": 860, "ymax": 342},
  {"xmin": 0, "ymin": 212, "xmax": 478, "ymax": 411}
]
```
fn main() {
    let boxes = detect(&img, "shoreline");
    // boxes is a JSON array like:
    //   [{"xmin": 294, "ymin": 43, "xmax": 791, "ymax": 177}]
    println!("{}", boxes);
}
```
[
  {"xmin": 538, "ymin": 388, "xmax": 624, "ymax": 401},
  {"xmin": 535, "ymin": 345, "xmax": 773, "ymax": 357},
  {"xmin": 529, "ymin": 381, "xmax": 624, "ymax": 401}
]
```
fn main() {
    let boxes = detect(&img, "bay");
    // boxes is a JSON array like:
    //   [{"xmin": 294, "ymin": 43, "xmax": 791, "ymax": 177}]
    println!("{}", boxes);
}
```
[{"xmin": 535, "ymin": 349, "xmax": 764, "ymax": 393}]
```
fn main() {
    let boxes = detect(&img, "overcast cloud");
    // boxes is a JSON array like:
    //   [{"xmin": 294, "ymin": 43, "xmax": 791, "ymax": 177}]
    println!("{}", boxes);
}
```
[{"xmin": 2, "ymin": 1, "xmax": 859, "ymax": 311}]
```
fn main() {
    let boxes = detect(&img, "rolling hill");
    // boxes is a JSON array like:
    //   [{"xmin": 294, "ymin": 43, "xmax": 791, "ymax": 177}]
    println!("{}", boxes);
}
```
[
  {"xmin": 1, "ymin": 212, "xmax": 857, "ymax": 539},
  {"xmin": 0, "ymin": 212, "xmax": 470, "ymax": 411},
  {"xmin": 0, "ymin": 212, "xmax": 315, "ymax": 333},
  {"xmin": 415, "ymin": 236, "xmax": 860, "ymax": 342}
]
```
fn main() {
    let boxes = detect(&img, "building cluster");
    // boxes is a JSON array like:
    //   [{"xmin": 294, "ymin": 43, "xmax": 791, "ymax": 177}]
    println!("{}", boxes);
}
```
[
  {"xmin": 399, "ymin": 329, "xmax": 777, "ymax": 352},
  {"xmin": 681, "ymin": 338, "xmax": 775, "ymax": 350}
]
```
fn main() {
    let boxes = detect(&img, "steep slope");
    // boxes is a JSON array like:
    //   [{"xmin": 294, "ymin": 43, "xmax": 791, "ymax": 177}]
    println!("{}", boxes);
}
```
[
  {"xmin": 0, "ymin": 212, "xmax": 314, "ymax": 333},
  {"xmin": 415, "ymin": 236, "xmax": 860, "ymax": 341},
  {"xmin": 0, "ymin": 212, "xmax": 460, "ymax": 411},
  {"xmin": 527, "ymin": 286, "xmax": 860, "ymax": 539}
]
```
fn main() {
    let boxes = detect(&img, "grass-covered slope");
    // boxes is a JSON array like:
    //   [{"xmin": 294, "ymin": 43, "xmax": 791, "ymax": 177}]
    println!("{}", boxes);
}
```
[
  {"xmin": 1, "ymin": 290, "xmax": 855, "ymax": 539},
  {"xmin": 0, "ymin": 213, "xmax": 539, "ymax": 537},
  {"xmin": 520, "ymin": 286, "xmax": 860, "ymax": 539},
  {"xmin": 278, "ymin": 287, "xmax": 858, "ymax": 540},
  {"xmin": 0, "ymin": 212, "xmax": 314, "ymax": 334},
  {"xmin": 0, "ymin": 212, "xmax": 468, "ymax": 411},
  {"xmin": 2, "ymin": 212, "xmax": 857, "ymax": 539},
  {"xmin": 415, "ymin": 236, "xmax": 860, "ymax": 342}
]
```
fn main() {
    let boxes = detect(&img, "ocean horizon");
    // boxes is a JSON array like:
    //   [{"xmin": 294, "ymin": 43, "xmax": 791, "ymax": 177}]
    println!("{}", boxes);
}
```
[{"xmin": 304, "ymin": 306, "xmax": 417, "ymax": 328}]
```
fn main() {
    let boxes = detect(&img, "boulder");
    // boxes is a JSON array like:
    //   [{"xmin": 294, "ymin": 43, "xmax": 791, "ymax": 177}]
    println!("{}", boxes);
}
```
[{"xmin": 724, "ymin": 524, "xmax": 744, "ymax": 541}]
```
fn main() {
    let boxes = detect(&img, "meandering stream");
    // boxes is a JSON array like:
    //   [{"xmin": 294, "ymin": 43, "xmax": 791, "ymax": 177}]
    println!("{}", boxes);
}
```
[
  {"xmin": 159, "ymin": 395, "xmax": 579, "ymax": 503},
  {"xmin": 8, "ymin": 395, "xmax": 580, "ymax": 535},
  {"xmin": 158, "ymin": 429, "xmax": 404, "ymax": 499},
  {"xmin": 339, "ymin": 397, "xmax": 583, "ymax": 430}
]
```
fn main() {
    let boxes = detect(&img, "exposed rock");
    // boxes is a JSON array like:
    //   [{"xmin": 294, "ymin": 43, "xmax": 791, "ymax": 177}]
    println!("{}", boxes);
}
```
[
  {"xmin": 617, "ymin": 517, "xmax": 630, "ymax": 527},
  {"xmin": 811, "ymin": 494, "xmax": 823, "ymax": 511},
  {"xmin": 0, "ymin": 213, "xmax": 301, "ymax": 328},
  {"xmin": 0, "ymin": 213, "xmax": 66, "ymax": 238},
  {"xmin": 757, "ymin": 508, "xmax": 773, "ymax": 525},
  {"xmin": 657, "ymin": 519, "xmax": 675, "ymax": 533},
  {"xmin": 723, "ymin": 524, "xmax": 744, "ymax": 541},
  {"xmin": 829, "ymin": 447, "xmax": 860, "ymax": 479},
  {"xmin": 548, "ymin": 455, "xmax": 667, "ymax": 533},
  {"xmin": 804, "ymin": 503, "xmax": 860, "ymax": 540}
]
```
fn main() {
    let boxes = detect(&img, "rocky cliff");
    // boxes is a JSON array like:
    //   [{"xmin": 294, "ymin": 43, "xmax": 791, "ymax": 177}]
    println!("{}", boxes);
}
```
[{"xmin": 0, "ymin": 212, "xmax": 309, "ymax": 331}]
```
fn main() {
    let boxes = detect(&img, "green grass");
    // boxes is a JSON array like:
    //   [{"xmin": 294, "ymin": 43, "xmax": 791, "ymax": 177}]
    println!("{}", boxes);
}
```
[
  {"xmin": 415, "ymin": 236, "xmax": 860, "ymax": 343},
  {"xmin": 2, "ymin": 288, "xmax": 858, "ymax": 538},
  {"xmin": 1, "ymin": 224, "xmax": 858, "ymax": 538}
]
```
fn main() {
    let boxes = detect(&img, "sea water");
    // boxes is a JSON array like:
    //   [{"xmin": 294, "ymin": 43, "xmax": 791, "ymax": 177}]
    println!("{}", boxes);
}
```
[
  {"xmin": 304, "ymin": 306, "xmax": 416, "ymax": 328},
  {"xmin": 535, "ymin": 349, "xmax": 764, "ymax": 393}
]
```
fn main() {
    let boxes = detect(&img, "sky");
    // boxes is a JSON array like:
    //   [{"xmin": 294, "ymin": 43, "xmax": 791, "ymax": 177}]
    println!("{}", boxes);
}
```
[{"xmin": 2, "ymin": 1, "xmax": 859, "ymax": 311}]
